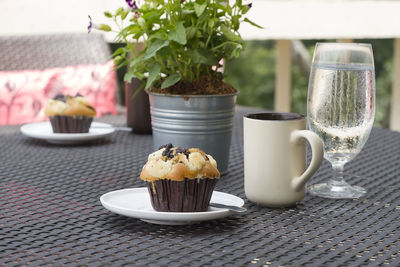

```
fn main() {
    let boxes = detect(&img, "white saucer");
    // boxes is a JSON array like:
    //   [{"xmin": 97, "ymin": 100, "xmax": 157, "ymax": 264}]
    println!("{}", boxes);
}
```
[
  {"xmin": 20, "ymin": 121, "xmax": 115, "ymax": 144},
  {"xmin": 100, "ymin": 188, "xmax": 245, "ymax": 225}
]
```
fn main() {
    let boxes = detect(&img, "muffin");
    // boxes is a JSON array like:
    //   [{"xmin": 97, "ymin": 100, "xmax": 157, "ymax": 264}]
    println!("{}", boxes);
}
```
[
  {"xmin": 140, "ymin": 144, "xmax": 221, "ymax": 212},
  {"xmin": 44, "ymin": 93, "xmax": 96, "ymax": 133}
]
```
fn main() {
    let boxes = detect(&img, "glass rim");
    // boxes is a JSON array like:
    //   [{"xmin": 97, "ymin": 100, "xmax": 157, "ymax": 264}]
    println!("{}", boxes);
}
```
[
  {"xmin": 312, "ymin": 42, "xmax": 374, "ymax": 65},
  {"xmin": 315, "ymin": 42, "xmax": 372, "ymax": 48}
]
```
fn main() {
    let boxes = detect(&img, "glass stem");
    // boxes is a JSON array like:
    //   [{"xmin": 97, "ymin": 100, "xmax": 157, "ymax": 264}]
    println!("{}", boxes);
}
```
[{"xmin": 331, "ymin": 164, "xmax": 346, "ymax": 185}]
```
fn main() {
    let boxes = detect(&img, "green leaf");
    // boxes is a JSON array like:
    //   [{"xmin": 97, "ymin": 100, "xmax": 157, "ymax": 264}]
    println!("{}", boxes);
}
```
[
  {"xmin": 124, "ymin": 71, "xmax": 135, "ymax": 83},
  {"xmin": 104, "ymin": 11, "xmax": 112, "ymax": 18},
  {"xmin": 220, "ymin": 24, "xmax": 241, "ymax": 42},
  {"xmin": 129, "ymin": 57, "xmax": 144, "ymax": 68},
  {"xmin": 115, "ymin": 7, "xmax": 124, "ymax": 16},
  {"xmin": 196, "ymin": 29, "xmax": 202, "ymax": 38},
  {"xmin": 157, "ymin": 46, "xmax": 172, "ymax": 59},
  {"xmin": 194, "ymin": 3, "xmax": 207, "ymax": 17},
  {"xmin": 138, "ymin": 17, "xmax": 146, "ymax": 28},
  {"xmin": 186, "ymin": 27, "xmax": 197, "ymax": 40},
  {"xmin": 99, "ymin": 24, "xmax": 112, "ymax": 32},
  {"xmin": 144, "ymin": 39, "xmax": 170, "ymax": 60},
  {"xmin": 182, "ymin": 9, "xmax": 195, "ymax": 15},
  {"xmin": 112, "ymin": 47, "xmax": 125, "ymax": 57},
  {"xmin": 188, "ymin": 49, "xmax": 218, "ymax": 65},
  {"xmin": 115, "ymin": 60, "xmax": 127, "ymax": 70},
  {"xmin": 187, "ymin": 50, "xmax": 204, "ymax": 64},
  {"xmin": 241, "ymin": 4, "xmax": 251, "ymax": 14},
  {"xmin": 145, "ymin": 64, "xmax": 162, "ymax": 90},
  {"xmin": 244, "ymin": 18, "xmax": 263, "ymax": 29},
  {"xmin": 208, "ymin": 19, "xmax": 215, "ymax": 29},
  {"xmin": 198, "ymin": 48, "xmax": 219, "ymax": 65},
  {"xmin": 133, "ymin": 71, "xmax": 145, "ymax": 80},
  {"xmin": 232, "ymin": 15, "xmax": 240, "ymax": 31},
  {"xmin": 121, "ymin": 10, "xmax": 129, "ymax": 20},
  {"xmin": 168, "ymin": 21, "xmax": 187, "ymax": 45},
  {"xmin": 118, "ymin": 24, "xmax": 142, "ymax": 39},
  {"xmin": 216, "ymin": 11, "xmax": 225, "ymax": 18},
  {"xmin": 148, "ymin": 31, "xmax": 168, "ymax": 41},
  {"xmin": 161, "ymin": 74, "xmax": 181, "ymax": 89},
  {"xmin": 230, "ymin": 44, "xmax": 243, "ymax": 58}
]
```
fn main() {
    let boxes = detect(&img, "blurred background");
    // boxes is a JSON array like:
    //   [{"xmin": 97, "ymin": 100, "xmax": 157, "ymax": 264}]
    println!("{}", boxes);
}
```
[{"xmin": 1, "ymin": 0, "xmax": 399, "ymax": 129}]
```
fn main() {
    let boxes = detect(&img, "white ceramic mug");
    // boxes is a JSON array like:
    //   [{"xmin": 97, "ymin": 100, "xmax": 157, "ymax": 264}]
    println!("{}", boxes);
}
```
[{"xmin": 244, "ymin": 112, "xmax": 323, "ymax": 207}]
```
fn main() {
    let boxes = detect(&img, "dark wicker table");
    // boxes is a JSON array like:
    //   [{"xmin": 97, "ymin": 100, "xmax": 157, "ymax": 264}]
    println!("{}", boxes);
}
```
[{"xmin": 1, "ymin": 108, "xmax": 399, "ymax": 266}]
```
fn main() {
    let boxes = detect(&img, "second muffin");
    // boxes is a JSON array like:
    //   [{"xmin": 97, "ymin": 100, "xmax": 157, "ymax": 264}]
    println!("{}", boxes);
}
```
[
  {"xmin": 44, "ymin": 93, "xmax": 96, "ymax": 133},
  {"xmin": 140, "ymin": 144, "xmax": 221, "ymax": 212}
]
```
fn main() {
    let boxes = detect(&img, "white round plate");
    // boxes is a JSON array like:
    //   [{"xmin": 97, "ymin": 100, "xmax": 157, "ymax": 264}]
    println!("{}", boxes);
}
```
[
  {"xmin": 100, "ymin": 188, "xmax": 245, "ymax": 225},
  {"xmin": 20, "ymin": 121, "xmax": 115, "ymax": 144}
]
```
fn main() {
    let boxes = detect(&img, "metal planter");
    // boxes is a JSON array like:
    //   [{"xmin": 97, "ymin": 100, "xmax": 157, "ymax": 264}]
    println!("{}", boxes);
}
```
[{"xmin": 147, "ymin": 91, "xmax": 237, "ymax": 174}]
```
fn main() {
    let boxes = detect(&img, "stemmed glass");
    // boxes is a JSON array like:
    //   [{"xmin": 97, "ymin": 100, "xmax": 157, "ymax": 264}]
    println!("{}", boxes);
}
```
[{"xmin": 307, "ymin": 43, "xmax": 375, "ymax": 199}]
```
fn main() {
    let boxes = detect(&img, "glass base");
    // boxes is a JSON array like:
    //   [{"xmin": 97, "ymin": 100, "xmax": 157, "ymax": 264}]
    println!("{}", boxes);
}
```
[{"xmin": 308, "ymin": 180, "xmax": 366, "ymax": 199}]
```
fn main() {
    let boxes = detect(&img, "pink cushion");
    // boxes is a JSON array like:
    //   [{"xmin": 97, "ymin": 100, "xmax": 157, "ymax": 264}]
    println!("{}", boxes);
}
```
[{"xmin": 0, "ymin": 60, "xmax": 118, "ymax": 125}]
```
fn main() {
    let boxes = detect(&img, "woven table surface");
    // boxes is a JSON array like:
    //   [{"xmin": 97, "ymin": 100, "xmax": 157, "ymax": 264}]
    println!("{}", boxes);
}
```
[{"xmin": 1, "ymin": 107, "xmax": 399, "ymax": 267}]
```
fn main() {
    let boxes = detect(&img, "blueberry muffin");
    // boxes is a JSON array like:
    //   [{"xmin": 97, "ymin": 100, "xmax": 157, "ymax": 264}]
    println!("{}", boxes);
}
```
[
  {"xmin": 140, "ymin": 144, "xmax": 221, "ymax": 212},
  {"xmin": 44, "ymin": 93, "xmax": 96, "ymax": 133}
]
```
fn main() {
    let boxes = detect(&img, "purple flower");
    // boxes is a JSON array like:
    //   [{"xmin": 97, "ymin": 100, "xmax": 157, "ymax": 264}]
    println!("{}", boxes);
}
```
[
  {"xmin": 126, "ymin": 0, "xmax": 138, "ymax": 9},
  {"xmin": 134, "ymin": 11, "xmax": 140, "ymax": 19},
  {"xmin": 247, "ymin": 3, "xmax": 252, "ymax": 8},
  {"xmin": 87, "ymin": 15, "xmax": 105, "ymax": 32},
  {"xmin": 88, "ymin": 15, "xmax": 93, "ymax": 33}
]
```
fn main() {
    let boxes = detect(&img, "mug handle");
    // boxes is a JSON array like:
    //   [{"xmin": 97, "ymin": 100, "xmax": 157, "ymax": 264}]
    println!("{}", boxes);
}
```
[{"xmin": 290, "ymin": 130, "xmax": 324, "ymax": 192}]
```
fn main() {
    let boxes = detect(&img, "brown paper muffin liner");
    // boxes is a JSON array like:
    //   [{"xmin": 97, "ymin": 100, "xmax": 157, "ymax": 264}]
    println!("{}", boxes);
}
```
[
  {"xmin": 146, "ymin": 178, "xmax": 218, "ymax": 212},
  {"xmin": 49, "ymin": 116, "xmax": 93, "ymax": 133}
]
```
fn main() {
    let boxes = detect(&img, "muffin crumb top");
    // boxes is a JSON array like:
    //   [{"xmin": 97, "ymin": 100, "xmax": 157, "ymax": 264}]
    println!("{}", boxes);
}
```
[
  {"xmin": 45, "ymin": 93, "xmax": 96, "ymax": 117},
  {"xmin": 140, "ymin": 144, "xmax": 220, "ymax": 181}
]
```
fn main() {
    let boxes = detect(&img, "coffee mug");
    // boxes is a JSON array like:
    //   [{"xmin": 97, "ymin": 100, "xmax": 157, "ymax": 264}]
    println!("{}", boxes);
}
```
[{"xmin": 244, "ymin": 112, "xmax": 323, "ymax": 207}]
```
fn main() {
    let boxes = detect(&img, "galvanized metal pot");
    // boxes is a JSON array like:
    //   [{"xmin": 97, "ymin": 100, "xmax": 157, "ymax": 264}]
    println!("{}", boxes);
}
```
[{"xmin": 147, "ymin": 91, "xmax": 237, "ymax": 174}]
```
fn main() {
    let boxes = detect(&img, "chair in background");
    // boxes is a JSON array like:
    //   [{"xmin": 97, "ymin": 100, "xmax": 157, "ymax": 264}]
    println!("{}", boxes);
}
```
[{"xmin": 0, "ymin": 33, "xmax": 119, "ymax": 125}]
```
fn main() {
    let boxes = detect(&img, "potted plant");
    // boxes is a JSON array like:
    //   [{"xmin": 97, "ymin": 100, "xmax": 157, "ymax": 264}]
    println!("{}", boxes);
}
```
[{"xmin": 91, "ymin": 0, "xmax": 261, "ymax": 173}]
